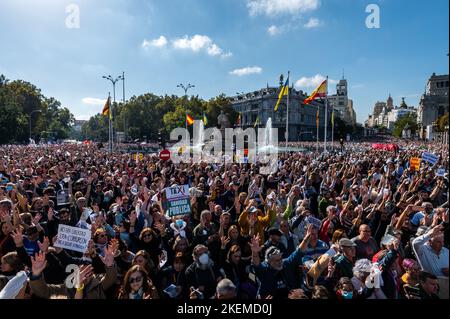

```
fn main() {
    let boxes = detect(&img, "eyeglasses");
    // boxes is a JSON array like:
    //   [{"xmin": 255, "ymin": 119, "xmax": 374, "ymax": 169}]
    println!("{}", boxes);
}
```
[
  {"xmin": 129, "ymin": 276, "xmax": 143, "ymax": 284},
  {"xmin": 143, "ymin": 233, "xmax": 152, "ymax": 238},
  {"xmin": 98, "ymin": 234, "xmax": 107, "ymax": 238}
]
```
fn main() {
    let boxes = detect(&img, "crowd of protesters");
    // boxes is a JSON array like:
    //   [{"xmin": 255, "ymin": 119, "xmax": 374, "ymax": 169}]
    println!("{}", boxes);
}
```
[{"xmin": 0, "ymin": 138, "xmax": 448, "ymax": 300}]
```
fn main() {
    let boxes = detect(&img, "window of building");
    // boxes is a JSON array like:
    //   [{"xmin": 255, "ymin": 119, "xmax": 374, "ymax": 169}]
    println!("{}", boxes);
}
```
[{"xmin": 339, "ymin": 101, "xmax": 344, "ymax": 106}]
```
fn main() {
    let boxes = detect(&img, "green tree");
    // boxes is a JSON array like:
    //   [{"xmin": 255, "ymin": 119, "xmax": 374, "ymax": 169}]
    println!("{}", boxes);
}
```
[
  {"xmin": 392, "ymin": 113, "xmax": 418, "ymax": 138},
  {"xmin": 437, "ymin": 113, "xmax": 449, "ymax": 131}
]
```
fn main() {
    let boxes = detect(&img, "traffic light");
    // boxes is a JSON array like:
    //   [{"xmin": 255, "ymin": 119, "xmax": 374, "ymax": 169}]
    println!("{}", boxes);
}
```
[{"xmin": 158, "ymin": 131, "xmax": 166, "ymax": 149}]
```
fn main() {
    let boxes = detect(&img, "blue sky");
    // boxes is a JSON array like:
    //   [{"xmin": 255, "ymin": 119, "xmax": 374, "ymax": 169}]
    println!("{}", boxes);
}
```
[{"xmin": 0, "ymin": 0, "xmax": 448, "ymax": 123}]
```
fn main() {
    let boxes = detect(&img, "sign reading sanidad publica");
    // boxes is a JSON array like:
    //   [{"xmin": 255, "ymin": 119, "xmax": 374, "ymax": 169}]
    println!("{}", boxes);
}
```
[{"xmin": 165, "ymin": 184, "xmax": 191, "ymax": 217}]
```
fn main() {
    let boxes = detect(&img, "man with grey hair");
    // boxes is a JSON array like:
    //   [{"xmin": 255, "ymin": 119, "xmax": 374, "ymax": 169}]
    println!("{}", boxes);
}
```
[
  {"xmin": 215, "ymin": 278, "xmax": 237, "ymax": 299},
  {"xmin": 249, "ymin": 233, "xmax": 305, "ymax": 298}
]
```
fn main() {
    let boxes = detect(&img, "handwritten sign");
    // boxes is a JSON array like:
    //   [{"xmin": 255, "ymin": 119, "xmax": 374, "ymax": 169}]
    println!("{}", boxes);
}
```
[
  {"xmin": 410, "ymin": 157, "xmax": 421, "ymax": 171},
  {"xmin": 165, "ymin": 185, "xmax": 191, "ymax": 217},
  {"xmin": 54, "ymin": 224, "xmax": 91, "ymax": 253}
]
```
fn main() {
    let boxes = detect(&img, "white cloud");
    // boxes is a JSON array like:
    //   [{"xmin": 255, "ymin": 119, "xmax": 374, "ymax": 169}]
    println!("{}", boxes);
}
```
[
  {"xmin": 304, "ymin": 17, "xmax": 321, "ymax": 28},
  {"xmin": 142, "ymin": 36, "xmax": 168, "ymax": 49},
  {"xmin": 229, "ymin": 66, "xmax": 263, "ymax": 76},
  {"xmin": 142, "ymin": 34, "xmax": 231, "ymax": 58},
  {"xmin": 267, "ymin": 25, "xmax": 281, "ymax": 36},
  {"xmin": 248, "ymin": 0, "xmax": 320, "ymax": 17},
  {"xmin": 81, "ymin": 97, "xmax": 107, "ymax": 106},
  {"xmin": 172, "ymin": 34, "xmax": 231, "ymax": 58},
  {"xmin": 294, "ymin": 74, "xmax": 337, "ymax": 89}
]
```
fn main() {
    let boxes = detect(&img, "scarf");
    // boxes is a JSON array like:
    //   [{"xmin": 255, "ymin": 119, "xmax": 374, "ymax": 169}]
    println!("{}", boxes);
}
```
[{"xmin": 129, "ymin": 287, "xmax": 144, "ymax": 299}]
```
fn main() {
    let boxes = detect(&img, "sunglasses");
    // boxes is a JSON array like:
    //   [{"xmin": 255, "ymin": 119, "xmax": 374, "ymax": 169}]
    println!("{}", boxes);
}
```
[
  {"xmin": 129, "ymin": 276, "xmax": 143, "ymax": 284},
  {"xmin": 97, "ymin": 234, "xmax": 107, "ymax": 238}
]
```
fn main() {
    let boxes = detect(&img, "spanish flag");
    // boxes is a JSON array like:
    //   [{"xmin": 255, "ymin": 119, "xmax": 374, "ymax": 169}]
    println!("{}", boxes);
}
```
[
  {"xmin": 186, "ymin": 114, "xmax": 194, "ymax": 126},
  {"xmin": 203, "ymin": 112, "xmax": 208, "ymax": 126},
  {"xmin": 304, "ymin": 79, "xmax": 327, "ymax": 105},
  {"xmin": 102, "ymin": 96, "xmax": 111, "ymax": 119},
  {"xmin": 274, "ymin": 75, "xmax": 289, "ymax": 112}
]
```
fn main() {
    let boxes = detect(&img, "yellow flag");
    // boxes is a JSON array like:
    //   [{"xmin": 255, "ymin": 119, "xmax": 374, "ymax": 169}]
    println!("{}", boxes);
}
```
[{"xmin": 274, "ymin": 75, "xmax": 289, "ymax": 111}]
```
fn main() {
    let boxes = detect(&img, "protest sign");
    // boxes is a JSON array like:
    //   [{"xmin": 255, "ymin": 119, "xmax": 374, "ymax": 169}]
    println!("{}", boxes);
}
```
[
  {"xmin": 165, "ymin": 184, "xmax": 191, "ymax": 217},
  {"xmin": 436, "ymin": 168, "xmax": 447, "ymax": 177},
  {"xmin": 410, "ymin": 157, "xmax": 421, "ymax": 171},
  {"xmin": 56, "ymin": 189, "xmax": 70, "ymax": 206},
  {"xmin": 421, "ymin": 152, "xmax": 439, "ymax": 166},
  {"xmin": 54, "ymin": 224, "xmax": 91, "ymax": 253}
]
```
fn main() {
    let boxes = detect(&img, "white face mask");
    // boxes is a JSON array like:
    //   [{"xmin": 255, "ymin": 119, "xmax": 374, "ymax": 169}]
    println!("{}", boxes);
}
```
[{"xmin": 198, "ymin": 253, "xmax": 209, "ymax": 265}]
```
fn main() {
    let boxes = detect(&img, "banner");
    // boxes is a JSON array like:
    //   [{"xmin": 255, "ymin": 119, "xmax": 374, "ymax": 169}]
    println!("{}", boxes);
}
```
[
  {"xmin": 165, "ymin": 185, "xmax": 191, "ymax": 217},
  {"xmin": 421, "ymin": 152, "xmax": 439, "ymax": 166},
  {"xmin": 54, "ymin": 224, "xmax": 91, "ymax": 253},
  {"xmin": 372, "ymin": 143, "xmax": 398, "ymax": 151},
  {"xmin": 410, "ymin": 157, "xmax": 421, "ymax": 171}
]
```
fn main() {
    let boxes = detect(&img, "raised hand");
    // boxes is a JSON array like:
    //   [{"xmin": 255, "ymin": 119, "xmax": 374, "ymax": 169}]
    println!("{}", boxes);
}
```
[
  {"xmin": 249, "ymin": 235, "xmax": 262, "ymax": 253},
  {"xmin": 129, "ymin": 210, "xmax": 137, "ymax": 225},
  {"xmin": 33, "ymin": 213, "xmax": 42, "ymax": 225},
  {"xmin": 47, "ymin": 207, "xmax": 54, "ymax": 221},
  {"xmin": 38, "ymin": 236, "xmax": 50, "ymax": 254},
  {"xmin": 11, "ymin": 228, "xmax": 24, "ymax": 247},
  {"xmin": 220, "ymin": 236, "xmax": 230, "ymax": 249},
  {"xmin": 100, "ymin": 241, "xmax": 117, "ymax": 267},
  {"xmin": 31, "ymin": 251, "xmax": 47, "ymax": 277},
  {"xmin": 52, "ymin": 235, "xmax": 63, "ymax": 254},
  {"xmin": 78, "ymin": 264, "xmax": 94, "ymax": 287},
  {"xmin": 0, "ymin": 210, "xmax": 11, "ymax": 223}
]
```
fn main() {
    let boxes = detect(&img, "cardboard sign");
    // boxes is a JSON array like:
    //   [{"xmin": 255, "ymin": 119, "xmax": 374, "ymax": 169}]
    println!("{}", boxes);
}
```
[
  {"xmin": 165, "ymin": 185, "xmax": 191, "ymax": 217},
  {"xmin": 410, "ymin": 157, "xmax": 421, "ymax": 171},
  {"xmin": 421, "ymin": 152, "xmax": 439, "ymax": 166},
  {"xmin": 54, "ymin": 224, "xmax": 91, "ymax": 253},
  {"xmin": 436, "ymin": 168, "xmax": 447, "ymax": 177},
  {"xmin": 56, "ymin": 189, "xmax": 70, "ymax": 206}
]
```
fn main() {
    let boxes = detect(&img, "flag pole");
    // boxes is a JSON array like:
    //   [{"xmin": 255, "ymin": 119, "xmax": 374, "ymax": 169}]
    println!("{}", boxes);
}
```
[
  {"xmin": 316, "ymin": 107, "xmax": 319, "ymax": 153},
  {"xmin": 108, "ymin": 92, "xmax": 112, "ymax": 154},
  {"xmin": 331, "ymin": 105, "xmax": 334, "ymax": 153},
  {"xmin": 285, "ymin": 71, "xmax": 290, "ymax": 149},
  {"xmin": 324, "ymin": 76, "xmax": 328, "ymax": 153}
]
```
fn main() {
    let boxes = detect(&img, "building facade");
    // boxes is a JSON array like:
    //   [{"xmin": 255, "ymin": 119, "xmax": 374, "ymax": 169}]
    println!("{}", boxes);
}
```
[
  {"xmin": 417, "ymin": 73, "xmax": 449, "ymax": 138},
  {"xmin": 230, "ymin": 87, "xmax": 331, "ymax": 142},
  {"xmin": 327, "ymin": 78, "xmax": 357, "ymax": 126}
]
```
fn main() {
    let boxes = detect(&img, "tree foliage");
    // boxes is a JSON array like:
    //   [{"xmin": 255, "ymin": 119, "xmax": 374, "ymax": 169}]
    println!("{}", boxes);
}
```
[
  {"xmin": 392, "ymin": 113, "xmax": 418, "ymax": 138},
  {"xmin": 82, "ymin": 92, "xmax": 236, "ymax": 142},
  {"xmin": 0, "ymin": 74, "xmax": 74, "ymax": 144}
]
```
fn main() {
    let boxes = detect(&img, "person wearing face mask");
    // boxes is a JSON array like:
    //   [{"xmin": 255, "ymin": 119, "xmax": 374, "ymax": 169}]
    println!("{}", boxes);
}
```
[{"xmin": 184, "ymin": 244, "xmax": 222, "ymax": 299}]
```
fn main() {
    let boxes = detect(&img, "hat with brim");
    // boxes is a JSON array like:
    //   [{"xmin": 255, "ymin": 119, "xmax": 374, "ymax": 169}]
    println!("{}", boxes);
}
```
[{"xmin": 339, "ymin": 238, "xmax": 357, "ymax": 247}]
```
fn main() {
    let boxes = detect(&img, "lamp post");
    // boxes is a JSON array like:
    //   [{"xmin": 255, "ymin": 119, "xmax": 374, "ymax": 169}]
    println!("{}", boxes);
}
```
[
  {"xmin": 102, "ymin": 74, "xmax": 124, "ymax": 152},
  {"xmin": 29, "ymin": 110, "xmax": 42, "ymax": 143},
  {"xmin": 177, "ymin": 83, "xmax": 195, "ymax": 143}
]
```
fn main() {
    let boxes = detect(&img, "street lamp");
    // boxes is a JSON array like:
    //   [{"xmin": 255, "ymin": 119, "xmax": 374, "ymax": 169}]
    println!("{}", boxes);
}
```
[
  {"xmin": 29, "ymin": 110, "xmax": 42, "ymax": 143},
  {"xmin": 103, "ymin": 74, "xmax": 124, "ymax": 152},
  {"xmin": 177, "ymin": 83, "xmax": 195, "ymax": 142}
]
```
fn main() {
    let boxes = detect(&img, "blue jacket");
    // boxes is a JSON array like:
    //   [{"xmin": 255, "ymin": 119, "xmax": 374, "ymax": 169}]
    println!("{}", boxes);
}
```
[{"xmin": 252, "ymin": 248, "xmax": 304, "ymax": 298}]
